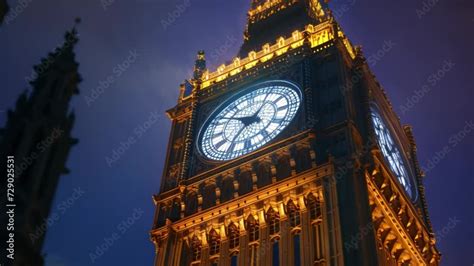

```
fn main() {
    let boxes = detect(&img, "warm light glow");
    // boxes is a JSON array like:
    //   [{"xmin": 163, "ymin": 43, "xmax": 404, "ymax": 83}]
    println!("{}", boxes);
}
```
[
  {"xmin": 292, "ymin": 30, "xmax": 301, "ymax": 41},
  {"xmin": 233, "ymin": 58, "xmax": 241, "ymax": 67},
  {"xmin": 263, "ymin": 43, "xmax": 271, "ymax": 53},
  {"xmin": 249, "ymin": 51, "xmax": 257, "ymax": 60},
  {"xmin": 277, "ymin": 37, "xmax": 285, "ymax": 48},
  {"xmin": 201, "ymin": 23, "xmax": 339, "ymax": 89},
  {"xmin": 217, "ymin": 64, "xmax": 225, "ymax": 74}
]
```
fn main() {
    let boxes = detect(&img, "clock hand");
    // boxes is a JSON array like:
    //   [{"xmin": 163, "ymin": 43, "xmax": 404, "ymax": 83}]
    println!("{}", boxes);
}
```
[
  {"xmin": 225, "ymin": 124, "xmax": 247, "ymax": 153},
  {"xmin": 254, "ymin": 93, "xmax": 270, "ymax": 116},
  {"xmin": 234, "ymin": 115, "xmax": 261, "ymax": 127}
]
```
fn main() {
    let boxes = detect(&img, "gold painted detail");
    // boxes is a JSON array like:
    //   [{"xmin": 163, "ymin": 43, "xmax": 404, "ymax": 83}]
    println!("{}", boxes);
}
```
[
  {"xmin": 248, "ymin": 0, "xmax": 299, "ymax": 21},
  {"xmin": 154, "ymin": 130, "xmax": 317, "ymax": 204},
  {"xmin": 156, "ymin": 165, "xmax": 331, "ymax": 232},
  {"xmin": 309, "ymin": 0, "xmax": 327, "ymax": 21},
  {"xmin": 151, "ymin": 167, "xmax": 332, "ymax": 265},
  {"xmin": 201, "ymin": 22, "xmax": 336, "ymax": 89},
  {"xmin": 366, "ymin": 157, "xmax": 441, "ymax": 265}
]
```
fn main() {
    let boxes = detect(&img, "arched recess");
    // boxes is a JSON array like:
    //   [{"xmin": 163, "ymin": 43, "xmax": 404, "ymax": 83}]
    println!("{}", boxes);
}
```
[
  {"xmin": 156, "ymin": 204, "xmax": 168, "ymax": 227},
  {"xmin": 306, "ymin": 193, "xmax": 322, "ymax": 221},
  {"xmin": 295, "ymin": 147, "xmax": 312, "ymax": 173},
  {"xmin": 256, "ymin": 162, "xmax": 272, "ymax": 188},
  {"xmin": 185, "ymin": 192, "xmax": 198, "ymax": 216},
  {"xmin": 201, "ymin": 184, "xmax": 217, "ymax": 210},
  {"xmin": 275, "ymin": 155, "xmax": 292, "ymax": 180},
  {"xmin": 190, "ymin": 235, "xmax": 202, "ymax": 263},
  {"xmin": 246, "ymin": 215, "xmax": 260, "ymax": 242},
  {"xmin": 266, "ymin": 207, "xmax": 281, "ymax": 236},
  {"xmin": 287, "ymin": 200, "xmax": 301, "ymax": 228},
  {"xmin": 169, "ymin": 199, "xmax": 181, "ymax": 222},
  {"xmin": 246, "ymin": 214, "xmax": 260, "ymax": 266},
  {"xmin": 220, "ymin": 177, "xmax": 234, "ymax": 203},
  {"xmin": 238, "ymin": 170, "xmax": 253, "ymax": 195},
  {"xmin": 208, "ymin": 229, "xmax": 221, "ymax": 256},
  {"xmin": 227, "ymin": 222, "xmax": 240, "ymax": 250}
]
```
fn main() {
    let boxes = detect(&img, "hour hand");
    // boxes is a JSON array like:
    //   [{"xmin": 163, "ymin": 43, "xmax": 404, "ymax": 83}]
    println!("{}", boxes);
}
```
[{"xmin": 234, "ymin": 115, "xmax": 261, "ymax": 127}]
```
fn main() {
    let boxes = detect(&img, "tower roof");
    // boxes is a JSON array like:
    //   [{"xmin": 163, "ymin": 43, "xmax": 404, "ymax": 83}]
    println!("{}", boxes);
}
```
[{"xmin": 239, "ymin": 0, "xmax": 329, "ymax": 57}]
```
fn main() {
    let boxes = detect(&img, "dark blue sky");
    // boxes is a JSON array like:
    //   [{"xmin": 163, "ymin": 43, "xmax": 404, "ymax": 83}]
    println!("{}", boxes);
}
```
[{"xmin": 1, "ymin": 0, "xmax": 473, "ymax": 265}]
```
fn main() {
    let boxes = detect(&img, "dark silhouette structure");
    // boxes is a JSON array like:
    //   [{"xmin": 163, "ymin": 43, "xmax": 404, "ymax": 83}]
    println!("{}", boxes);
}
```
[
  {"xmin": 0, "ymin": 0, "xmax": 8, "ymax": 24},
  {"xmin": 0, "ymin": 26, "xmax": 80, "ymax": 266}
]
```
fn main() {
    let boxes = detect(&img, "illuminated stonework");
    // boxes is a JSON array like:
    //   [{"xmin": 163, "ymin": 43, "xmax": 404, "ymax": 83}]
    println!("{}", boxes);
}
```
[
  {"xmin": 201, "ymin": 22, "xmax": 342, "ymax": 89},
  {"xmin": 151, "ymin": 0, "xmax": 440, "ymax": 265},
  {"xmin": 371, "ymin": 107, "xmax": 415, "ymax": 199}
]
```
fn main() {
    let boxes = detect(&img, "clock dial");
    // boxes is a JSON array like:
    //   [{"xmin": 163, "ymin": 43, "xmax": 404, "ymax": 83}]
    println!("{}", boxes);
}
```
[
  {"xmin": 199, "ymin": 81, "xmax": 301, "ymax": 161},
  {"xmin": 371, "ymin": 107, "xmax": 415, "ymax": 199}
]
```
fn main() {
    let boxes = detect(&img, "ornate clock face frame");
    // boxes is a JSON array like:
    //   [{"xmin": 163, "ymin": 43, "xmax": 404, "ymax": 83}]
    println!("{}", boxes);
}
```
[
  {"xmin": 198, "ymin": 80, "xmax": 302, "ymax": 161},
  {"xmin": 370, "ymin": 106, "xmax": 417, "ymax": 200}
]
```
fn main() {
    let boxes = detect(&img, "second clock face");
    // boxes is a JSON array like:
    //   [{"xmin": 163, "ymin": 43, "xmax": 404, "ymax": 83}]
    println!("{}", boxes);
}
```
[
  {"xmin": 199, "ymin": 81, "xmax": 301, "ymax": 161},
  {"xmin": 371, "ymin": 107, "xmax": 415, "ymax": 199}
]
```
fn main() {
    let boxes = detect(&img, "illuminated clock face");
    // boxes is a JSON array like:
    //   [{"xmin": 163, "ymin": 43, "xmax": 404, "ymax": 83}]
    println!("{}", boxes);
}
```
[
  {"xmin": 199, "ymin": 81, "xmax": 301, "ymax": 161},
  {"xmin": 371, "ymin": 107, "xmax": 415, "ymax": 199}
]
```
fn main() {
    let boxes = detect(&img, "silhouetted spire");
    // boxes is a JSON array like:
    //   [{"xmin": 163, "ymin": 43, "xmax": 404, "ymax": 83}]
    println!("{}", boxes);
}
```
[
  {"xmin": 0, "ymin": 20, "xmax": 81, "ymax": 266},
  {"xmin": 0, "ymin": 0, "xmax": 9, "ymax": 25}
]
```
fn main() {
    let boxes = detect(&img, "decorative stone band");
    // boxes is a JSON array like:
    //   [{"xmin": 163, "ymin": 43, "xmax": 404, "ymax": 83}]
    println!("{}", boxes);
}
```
[
  {"xmin": 200, "ymin": 21, "xmax": 355, "ymax": 89},
  {"xmin": 366, "ymin": 156, "xmax": 441, "ymax": 265}
]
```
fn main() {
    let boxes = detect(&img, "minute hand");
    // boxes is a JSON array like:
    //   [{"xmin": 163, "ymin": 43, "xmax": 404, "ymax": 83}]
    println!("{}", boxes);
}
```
[{"xmin": 254, "ymin": 93, "xmax": 270, "ymax": 116}]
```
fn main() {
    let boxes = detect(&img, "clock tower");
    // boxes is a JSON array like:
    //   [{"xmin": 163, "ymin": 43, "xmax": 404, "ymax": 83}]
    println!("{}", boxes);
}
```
[{"xmin": 150, "ymin": 1, "xmax": 441, "ymax": 265}]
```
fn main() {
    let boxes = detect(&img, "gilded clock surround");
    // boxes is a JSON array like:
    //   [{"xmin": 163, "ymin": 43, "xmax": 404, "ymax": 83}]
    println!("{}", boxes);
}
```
[{"xmin": 151, "ymin": 0, "xmax": 440, "ymax": 265}]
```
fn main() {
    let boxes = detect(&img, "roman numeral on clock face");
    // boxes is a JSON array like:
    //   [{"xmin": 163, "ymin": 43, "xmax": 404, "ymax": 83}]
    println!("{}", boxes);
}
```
[{"xmin": 199, "ymin": 81, "xmax": 302, "ymax": 161}]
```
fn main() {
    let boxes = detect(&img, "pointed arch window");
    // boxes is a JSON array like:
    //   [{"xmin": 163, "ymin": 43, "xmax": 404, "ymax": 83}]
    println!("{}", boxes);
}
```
[
  {"xmin": 209, "ymin": 229, "xmax": 220, "ymax": 256},
  {"xmin": 246, "ymin": 215, "xmax": 260, "ymax": 265},
  {"xmin": 287, "ymin": 200, "xmax": 301, "ymax": 227},
  {"xmin": 228, "ymin": 223, "xmax": 240, "ymax": 249},
  {"xmin": 266, "ymin": 208, "xmax": 280, "ymax": 236},
  {"xmin": 247, "ymin": 215, "xmax": 260, "ymax": 242},
  {"xmin": 307, "ymin": 194, "xmax": 322, "ymax": 221},
  {"xmin": 191, "ymin": 236, "xmax": 202, "ymax": 262}
]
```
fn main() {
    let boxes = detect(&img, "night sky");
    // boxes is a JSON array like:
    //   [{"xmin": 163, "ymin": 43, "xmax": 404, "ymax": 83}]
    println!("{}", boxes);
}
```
[{"xmin": 1, "ymin": 0, "xmax": 473, "ymax": 265}]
